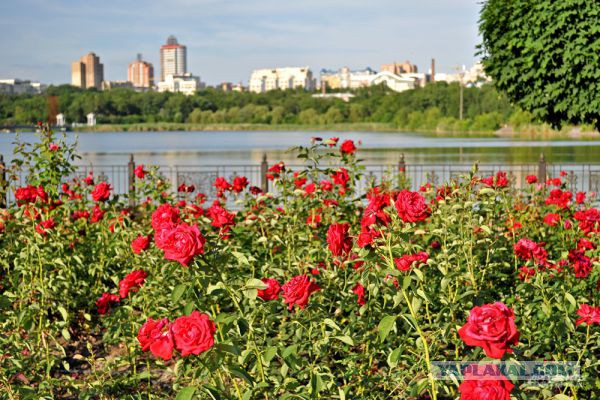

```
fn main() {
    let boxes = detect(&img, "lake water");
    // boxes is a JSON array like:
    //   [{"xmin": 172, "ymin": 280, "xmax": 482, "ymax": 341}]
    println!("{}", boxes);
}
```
[{"xmin": 0, "ymin": 130, "xmax": 598, "ymax": 166}]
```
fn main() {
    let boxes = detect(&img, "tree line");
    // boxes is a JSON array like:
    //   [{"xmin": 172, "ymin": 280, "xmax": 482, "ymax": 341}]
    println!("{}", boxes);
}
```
[{"xmin": 0, "ymin": 82, "xmax": 533, "ymax": 132}]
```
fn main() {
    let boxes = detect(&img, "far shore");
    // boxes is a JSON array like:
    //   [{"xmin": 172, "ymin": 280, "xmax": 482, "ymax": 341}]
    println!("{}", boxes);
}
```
[{"xmin": 75, "ymin": 122, "xmax": 600, "ymax": 140}]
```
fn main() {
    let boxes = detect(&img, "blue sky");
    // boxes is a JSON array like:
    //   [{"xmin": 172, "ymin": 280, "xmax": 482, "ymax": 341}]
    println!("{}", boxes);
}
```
[{"xmin": 0, "ymin": 0, "xmax": 482, "ymax": 85}]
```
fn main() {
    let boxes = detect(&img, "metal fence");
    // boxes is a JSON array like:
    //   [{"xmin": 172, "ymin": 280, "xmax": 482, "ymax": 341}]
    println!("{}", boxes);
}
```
[{"xmin": 2, "ymin": 153, "xmax": 600, "ymax": 206}]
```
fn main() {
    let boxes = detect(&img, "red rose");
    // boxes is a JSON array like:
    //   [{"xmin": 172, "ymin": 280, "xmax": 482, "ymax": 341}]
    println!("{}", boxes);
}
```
[
  {"xmin": 171, "ymin": 311, "xmax": 216, "ymax": 357},
  {"xmin": 266, "ymin": 162, "xmax": 285, "ymax": 180},
  {"xmin": 568, "ymin": 249, "xmax": 592, "ymax": 278},
  {"xmin": 575, "ymin": 304, "xmax": 600, "ymax": 326},
  {"xmin": 340, "ymin": 140, "xmax": 356, "ymax": 154},
  {"xmin": 394, "ymin": 252, "xmax": 428, "ymax": 271},
  {"xmin": 151, "ymin": 204, "xmax": 181, "ymax": 237},
  {"xmin": 206, "ymin": 204, "xmax": 235, "ymax": 228},
  {"xmin": 119, "ymin": 269, "xmax": 148, "ymax": 298},
  {"xmin": 138, "ymin": 317, "xmax": 174, "ymax": 361},
  {"xmin": 131, "ymin": 235, "xmax": 151, "ymax": 254},
  {"xmin": 49, "ymin": 143, "xmax": 59, "ymax": 151},
  {"xmin": 232, "ymin": 176, "xmax": 249, "ymax": 193},
  {"xmin": 90, "ymin": 204, "xmax": 105, "ymax": 223},
  {"xmin": 282, "ymin": 275, "xmax": 320, "ymax": 310},
  {"xmin": 35, "ymin": 218, "xmax": 56, "ymax": 236},
  {"xmin": 257, "ymin": 278, "xmax": 281, "ymax": 301},
  {"xmin": 525, "ymin": 175, "xmax": 538, "ymax": 184},
  {"xmin": 480, "ymin": 171, "xmax": 508, "ymax": 188},
  {"xmin": 395, "ymin": 190, "xmax": 430, "ymax": 223},
  {"xmin": 458, "ymin": 302, "xmax": 519, "ymax": 359},
  {"xmin": 573, "ymin": 207, "xmax": 600, "ymax": 234},
  {"xmin": 458, "ymin": 364, "xmax": 514, "ymax": 400},
  {"xmin": 327, "ymin": 223, "xmax": 352, "ymax": 258},
  {"xmin": 513, "ymin": 238, "xmax": 547, "ymax": 264},
  {"xmin": 331, "ymin": 168, "xmax": 350, "ymax": 188},
  {"xmin": 134, "ymin": 164, "xmax": 146, "ymax": 179},
  {"xmin": 83, "ymin": 173, "xmax": 94, "ymax": 185},
  {"xmin": 543, "ymin": 213, "xmax": 560, "ymax": 226},
  {"xmin": 545, "ymin": 189, "xmax": 572, "ymax": 209},
  {"xmin": 352, "ymin": 283, "xmax": 366, "ymax": 306},
  {"xmin": 320, "ymin": 180, "xmax": 333, "ymax": 191},
  {"xmin": 575, "ymin": 192, "xmax": 586, "ymax": 204},
  {"xmin": 96, "ymin": 292, "xmax": 120, "ymax": 315},
  {"xmin": 91, "ymin": 182, "xmax": 112, "ymax": 202},
  {"xmin": 160, "ymin": 223, "xmax": 205, "ymax": 266}
]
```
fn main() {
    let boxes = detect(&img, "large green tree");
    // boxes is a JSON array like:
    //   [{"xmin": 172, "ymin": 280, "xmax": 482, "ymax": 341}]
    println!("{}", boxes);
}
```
[{"xmin": 479, "ymin": 1, "xmax": 600, "ymax": 130}]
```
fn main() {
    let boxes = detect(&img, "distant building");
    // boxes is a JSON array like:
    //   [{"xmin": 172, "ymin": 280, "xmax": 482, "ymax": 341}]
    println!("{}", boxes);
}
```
[
  {"xmin": 219, "ymin": 82, "xmax": 233, "ymax": 92},
  {"xmin": 320, "ymin": 67, "xmax": 376, "ymax": 90},
  {"xmin": 56, "ymin": 113, "xmax": 66, "ymax": 127},
  {"xmin": 232, "ymin": 83, "xmax": 246, "ymax": 92},
  {"xmin": 157, "ymin": 73, "xmax": 201, "ymax": 95},
  {"xmin": 128, "ymin": 54, "xmax": 154, "ymax": 89},
  {"xmin": 249, "ymin": 67, "xmax": 315, "ymax": 93},
  {"xmin": 370, "ymin": 71, "xmax": 417, "ymax": 93},
  {"xmin": 87, "ymin": 113, "xmax": 96, "ymax": 126},
  {"xmin": 101, "ymin": 80, "xmax": 134, "ymax": 90},
  {"xmin": 160, "ymin": 35, "xmax": 187, "ymax": 82},
  {"xmin": 434, "ymin": 62, "xmax": 491, "ymax": 87},
  {"xmin": 380, "ymin": 60, "xmax": 418, "ymax": 75},
  {"xmin": 312, "ymin": 93, "xmax": 355, "ymax": 102},
  {"xmin": 71, "ymin": 52, "xmax": 104, "ymax": 89},
  {"xmin": 0, "ymin": 79, "xmax": 47, "ymax": 95}
]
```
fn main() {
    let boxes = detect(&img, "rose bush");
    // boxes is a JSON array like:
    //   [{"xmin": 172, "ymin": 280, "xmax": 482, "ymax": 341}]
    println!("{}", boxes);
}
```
[{"xmin": 0, "ymin": 126, "xmax": 597, "ymax": 399}]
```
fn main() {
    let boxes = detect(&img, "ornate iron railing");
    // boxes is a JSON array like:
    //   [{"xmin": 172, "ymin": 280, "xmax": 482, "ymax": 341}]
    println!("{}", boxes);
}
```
[{"xmin": 2, "ymin": 153, "xmax": 600, "ymax": 206}]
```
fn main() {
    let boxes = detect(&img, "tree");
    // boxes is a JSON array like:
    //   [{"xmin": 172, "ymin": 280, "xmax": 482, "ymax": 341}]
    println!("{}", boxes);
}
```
[{"xmin": 479, "ymin": 1, "xmax": 600, "ymax": 130}]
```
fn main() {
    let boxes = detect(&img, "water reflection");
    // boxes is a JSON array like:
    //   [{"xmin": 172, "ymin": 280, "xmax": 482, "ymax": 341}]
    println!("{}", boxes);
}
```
[{"xmin": 0, "ymin": 131, "xmax": 598, "ymax": 165}]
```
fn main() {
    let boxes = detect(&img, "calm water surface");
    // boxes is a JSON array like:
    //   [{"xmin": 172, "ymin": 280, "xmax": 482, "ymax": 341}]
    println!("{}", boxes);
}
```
[{"xmin": 0, "ymin": 131, "xmax": 598, "ymax": 166}]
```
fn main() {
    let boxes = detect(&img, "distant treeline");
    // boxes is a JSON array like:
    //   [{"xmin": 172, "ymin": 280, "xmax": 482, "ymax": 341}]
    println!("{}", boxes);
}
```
[{"xmin": 0, "ymin": 83, "xmax": 539, "ymax": 132}]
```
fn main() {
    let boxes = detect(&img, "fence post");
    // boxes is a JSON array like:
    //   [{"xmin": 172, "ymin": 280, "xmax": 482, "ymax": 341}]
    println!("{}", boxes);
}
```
[
  {"xmin": 537, "ymin": 153, "xmax": 547, "ymax": 183},
  {"xmin": 127, "ymin": 154, "xmax": 135, "ymax": 208},
  {"xmin": 398, "ymin": 153, "xmax": 406, "ymax": 174},
  {"xmin": 0, "ymin": 154, "xmax": 6, "ymax": 208},
  {"xmin": 260, "ymin": 153, "xmax": 268, "ymax": 193}
]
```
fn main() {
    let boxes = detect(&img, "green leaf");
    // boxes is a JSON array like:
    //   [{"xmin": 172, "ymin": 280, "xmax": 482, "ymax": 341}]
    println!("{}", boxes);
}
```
[
  {"xmin": 175, "ymin": 386, "xmax": 197, "ymax": 400},
  {"xmin": 387, "ymin": 347, "xmax": 402, "ymax": 368},
  {"xmin": 262, "ymin": 346, "xmax": 278, "ymax": 364},
  {"xmin": 172, "ymin": 284, "xmax": 187, "ymax": 302},
  {"xmin": 323, "ymin": 318, "xmax": 341, "ymax": 331},
  {"xmin": 333, "ymin": 335, "xmax": 354, "ymax": 346},
  {"xmin": 564, "ymin": 293, "xmax": 576, "ymax": 308},
  {"xmin": 378, "ymin": 315, "xmax": 396, "ymax": 342},
  {"xmin": 245, "ymin": 278, "xmax": 268, "ymax": 290},
  {"xmin": 228, "ymin": 365, "xmax": 254, "ymax": 385},
  {"xmin": 282, "ymin": 344, "xmax": 298, "ymax": 359},
  {"xmin": 57, "ymin": 306, "xmax": 68, "ymax": 322}
]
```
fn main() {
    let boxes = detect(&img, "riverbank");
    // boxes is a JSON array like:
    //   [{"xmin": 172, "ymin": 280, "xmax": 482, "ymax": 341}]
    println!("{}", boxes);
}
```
[{"xmin": 73, "ymin": 122, "xmax": 599, "ymax": 140}]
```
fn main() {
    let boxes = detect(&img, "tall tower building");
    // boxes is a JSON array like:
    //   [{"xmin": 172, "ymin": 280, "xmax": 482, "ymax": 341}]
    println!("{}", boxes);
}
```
[
  {"xmin": 128, "ymin": 54, "xmax": 154, "ymax": 88},
  {"xmin": 71, "ymin": 52, "xmax": 104, "ymax": 89},
  {"xmin": 160, "ymin": 35, "xmax": 187, "ymax": 81}
]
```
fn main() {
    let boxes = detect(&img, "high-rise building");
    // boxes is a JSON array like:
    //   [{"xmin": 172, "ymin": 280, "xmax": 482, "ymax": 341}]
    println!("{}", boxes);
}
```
[
  {"xmin": 320, "ymin": 67, "xmax": 376, "ymax": 90},
  {"xmin": 71, "ymin": 52, "xmax": 104, "ymax": 89},
  {"xmin": 249, "ymin": 67, "xmax": 315, "ymax": 93},
  {"xmin": 160, "ymin": 35, "xmax": 187, "ymax": 82},
  {"xmin": 380, "ymin": 60, "xmax": 418, "ymax": 75},
  {"xmin": 128, "ymin": 54, "xmax": 154, "ymax": 89}
]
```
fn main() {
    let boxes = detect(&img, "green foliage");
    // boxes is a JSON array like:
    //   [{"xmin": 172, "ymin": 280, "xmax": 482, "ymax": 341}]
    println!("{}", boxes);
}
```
[
  {"xmin": 479, "ymin": 0, "xmax": 600, "ymax": 130},
  {"xmin": 0, "ymin": 83, "xmax": 517, "ymax": 133}
]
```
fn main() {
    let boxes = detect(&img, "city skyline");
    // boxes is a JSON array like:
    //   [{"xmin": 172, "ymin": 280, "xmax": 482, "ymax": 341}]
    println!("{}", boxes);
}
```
[{"xmin": 0, "ymin": 0, "xmax": 481, "ymax": 86}]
